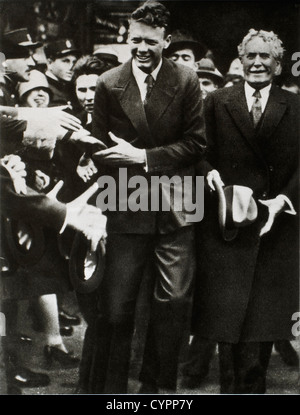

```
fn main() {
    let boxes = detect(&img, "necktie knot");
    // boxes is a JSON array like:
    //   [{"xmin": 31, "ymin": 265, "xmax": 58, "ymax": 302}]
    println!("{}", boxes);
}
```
[
  {"xmin": 145, "ymin": 74, "xmax": 154, "ymax": 88},
  {"xmin": 253, "ymin": 89, "xmax": 261, "ymax": 99},
  {"xmin": 144, "ymin": 74, "xmax": 154, "ymax": 105}
]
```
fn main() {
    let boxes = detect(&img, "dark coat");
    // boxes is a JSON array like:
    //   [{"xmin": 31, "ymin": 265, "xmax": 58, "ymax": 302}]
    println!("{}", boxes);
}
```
[
  {"xmin": 92, "ymin": 58, "xmax": 206, "ymax": 234},
  {"xmin": 46, "ymin": 73, "xmax": 77, "ymax": 107},
  {"xmin": 192, "ymin": 82, "xmax": 299, "ymax": 343},
  {"xmin": 0, "ymin": 75, "xmax": 27, "ymax": 156}
]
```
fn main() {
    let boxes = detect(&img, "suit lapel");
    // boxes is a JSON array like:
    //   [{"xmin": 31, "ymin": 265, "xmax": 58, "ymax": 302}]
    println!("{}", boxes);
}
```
[
  {"xmin": 225, "ymin": 83, "xmax": 264, "ymax": 160},
  {"xmin": 144, "ymin": 58, "xmax": 178, "ymax": 129},
  {"xmin": 112, "ymin": 60, "xmax": 155, "ymax": 147},
  {"xmin": 257, "ymin": 84, "xmax": 287, "ymax": 140}
]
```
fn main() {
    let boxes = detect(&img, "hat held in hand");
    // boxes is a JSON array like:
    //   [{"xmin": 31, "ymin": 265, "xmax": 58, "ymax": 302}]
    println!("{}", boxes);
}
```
[{"xmin": 214, "ymin": 181, "xmax": 258, "ymax": 241}]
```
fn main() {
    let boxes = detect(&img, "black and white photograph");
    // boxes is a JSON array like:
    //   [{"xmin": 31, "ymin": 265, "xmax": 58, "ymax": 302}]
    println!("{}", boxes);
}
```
[{"xmin": 0, "ymin": 0, "xmax": 299, "ymax": 401}]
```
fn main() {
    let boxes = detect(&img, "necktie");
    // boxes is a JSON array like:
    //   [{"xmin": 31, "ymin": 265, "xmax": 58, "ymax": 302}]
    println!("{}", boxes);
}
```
[
  {"xmin": 144, "ymin": 74, "xmax": 154, "ymax": 105},
  {"xmin": 251, "ymin": 89, "xmax": 262, "ymax": 127}
]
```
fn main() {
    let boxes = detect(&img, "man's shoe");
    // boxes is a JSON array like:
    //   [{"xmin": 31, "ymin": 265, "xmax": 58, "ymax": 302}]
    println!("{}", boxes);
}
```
[
  {"xmin": 59, "ymin": 310, "xmax": 81, "ymax": 326},
  {"xmin": 60, "ymin": 326, "xmax": 74, "ymax": 337},
  {"xmin": 181, "ymin": 374, "xmax": 206, "ymax": 389},
  {"xmin": 139, "ymin": 382, "xmax": 159, "ymax": 394},
  {"xmin": 44, "ymin": 345, "xmax": 80, "ymax": 369},
  {"xmin": 11, "ymin": 367, "xmax": 50, "ymax": 388},
  {"xmin": 275, "ymin": 340, "xmax": 299, "ymax": 367}
]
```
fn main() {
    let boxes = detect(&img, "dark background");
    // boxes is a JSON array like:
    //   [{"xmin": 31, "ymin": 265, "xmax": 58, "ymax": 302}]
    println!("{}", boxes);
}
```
[{"xmin": 0, "ymin": 0, "xmax": 299, "ymax": 75}]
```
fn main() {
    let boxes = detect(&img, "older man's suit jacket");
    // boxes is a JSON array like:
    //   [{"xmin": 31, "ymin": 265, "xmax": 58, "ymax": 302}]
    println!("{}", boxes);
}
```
[
  {"xmin": 193, "ymin": 82, "xmax": 299, "ymax": 343},
  {"xmin": 92, "ymin": 58, "xmax": 206, "ymax": 234}
]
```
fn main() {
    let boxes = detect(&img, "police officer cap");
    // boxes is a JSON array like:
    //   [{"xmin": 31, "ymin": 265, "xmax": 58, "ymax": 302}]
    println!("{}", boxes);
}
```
[
  {"xmin": 2, "ymin": 28, "xmax": 41, "ymax": 59},
  {"xmin": 45, "ymin": 39, "xmax": 80, "ymax": 59}
]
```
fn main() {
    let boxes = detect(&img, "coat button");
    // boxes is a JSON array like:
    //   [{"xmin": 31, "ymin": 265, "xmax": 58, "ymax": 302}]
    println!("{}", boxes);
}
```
[
  {"xmin": 232, "ymin": 163, "xmax": 238, "ymax": 169},
  {"xmin": 262, "ymin": 191, "xmax": 267, "ymax": 198},
  {"xmin": 269, "ymin": 165, "xmax": 274, "ymax": 172}
]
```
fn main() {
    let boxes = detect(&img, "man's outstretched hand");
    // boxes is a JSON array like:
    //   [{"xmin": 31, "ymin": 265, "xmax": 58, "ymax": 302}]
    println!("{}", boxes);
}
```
[
  {"xmin": 93, "ymin": 132, "xmax": 146, "ymax": 166},
  {"xmin": 48, "ymin": 181, "xmax": 107, "ymax": 252}
]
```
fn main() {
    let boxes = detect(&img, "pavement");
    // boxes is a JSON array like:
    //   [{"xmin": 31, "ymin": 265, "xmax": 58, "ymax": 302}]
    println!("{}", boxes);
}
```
[{"xmin": 11, "ymin": 292, "xmax": 300, "ymax": 395}]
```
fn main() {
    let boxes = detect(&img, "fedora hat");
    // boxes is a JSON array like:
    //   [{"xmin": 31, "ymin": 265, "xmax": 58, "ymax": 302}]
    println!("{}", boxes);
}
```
[
  {"xmin": 2, "ymin": 217, "xmax": 46, "ymax": 266},
  {"xmin": 165, "ymin": 29, "xmax": 207, "ymax": 61},
  {"xmin": 69, "ymin": 232, "xmax": 105, "ymax": 294},
  {"xmin": 214, "ymin": 181, "xmax": 258, "ymax": 241},
  {"xmin": 93, "ymin": 46, "xmax": 120, "ymax": 67},
  {"xmin": 196, "ymin": 58, "xmax": 224, "ymax": 86}
]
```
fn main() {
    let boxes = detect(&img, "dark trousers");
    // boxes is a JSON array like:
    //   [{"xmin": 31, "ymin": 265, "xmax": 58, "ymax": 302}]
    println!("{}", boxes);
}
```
[
  {"xmin": 88, "ymin": 227, "xmax": 195, "ymax": 393},
  {"xmin": 182, "ymin": 335, "xmax": 216, "ymax": 378},
  {"xmin": 218, "ymin": 341, "xmax": 273, "ymax": 394},
  {"xmin": 76, "ymin": 290, "xmax": 99, "ymax": 392}
]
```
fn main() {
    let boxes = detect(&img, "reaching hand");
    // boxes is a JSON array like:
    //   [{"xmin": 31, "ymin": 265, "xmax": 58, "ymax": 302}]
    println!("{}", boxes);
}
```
[
  {"xmin": 258, "ymin": 197, "xmax": 286, "ymax": 236},
  {"xmin": 65, "ymin": 183, "xmax": 107, "ymax": 251},
  {"xmin": 1, "ymin": 154, "xmax": 27, "ymax": 195},
  {"xmin": 18, "ymin": 106, "xmax": 82, "ymax": 132},
  {"xmin": 77, "ymin": 154, "xmax": 98, "ymax": 183},
  {"xmin": 93, "ymin": 132, "xmax": 146, "ymax": 166}
]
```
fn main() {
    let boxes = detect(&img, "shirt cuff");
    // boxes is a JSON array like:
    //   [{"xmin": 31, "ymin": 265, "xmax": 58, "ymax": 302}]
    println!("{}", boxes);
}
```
[
  {"xmin": 143, "ymin": 150, "xmax": 148, "ymax": 173},
  {"xmin": 59, "ymin": 210, "xmax": 68, "ymax": 234},
  {"xmin": 276, "ymin": 194, "xmax": 297, "ymax": 215}
]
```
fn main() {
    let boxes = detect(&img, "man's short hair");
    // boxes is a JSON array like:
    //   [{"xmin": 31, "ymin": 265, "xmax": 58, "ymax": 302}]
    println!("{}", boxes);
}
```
[
  {"xmin": 130, "ymin": 1, "xmax": 170, "ymax": 34},
  {"xmin": 73, "ymin": 55, "xmax": 111, "ymax": 81},
  {"xmin": 238, "ymin": 29, "xmax": 285, "ymax": 61}
]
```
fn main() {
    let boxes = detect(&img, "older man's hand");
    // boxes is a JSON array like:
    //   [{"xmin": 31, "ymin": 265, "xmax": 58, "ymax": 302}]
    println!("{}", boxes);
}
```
[
  {"xmin": 258, "ymin": 196, "xmax": 287, "ymax": 236},
  {"xmin": 206, "ymin": 169, "xmax": 225, "ymax": 191}
]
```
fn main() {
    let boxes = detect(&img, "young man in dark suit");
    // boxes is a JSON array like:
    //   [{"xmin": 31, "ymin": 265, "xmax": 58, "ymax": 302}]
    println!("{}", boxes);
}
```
[
  {"xmin": 191, "ymin": 29, "xmax": 299, "ymax": 393},
  {"xmin": 87, "ymin": 1, "xmax": 206, "ymax": 394}
]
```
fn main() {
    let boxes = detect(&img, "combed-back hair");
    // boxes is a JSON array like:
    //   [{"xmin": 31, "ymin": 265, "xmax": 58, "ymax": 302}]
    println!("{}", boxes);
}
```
[
  {"xmin": 73, "ymin": 55, "xmax": 111, "ymax": 81},
  {"xmin": 130, "ymin": 1, "xmax": 170, "ymax": 34}
]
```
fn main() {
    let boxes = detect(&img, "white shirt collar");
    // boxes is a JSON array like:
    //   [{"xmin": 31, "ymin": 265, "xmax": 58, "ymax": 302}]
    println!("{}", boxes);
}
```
[
  {"xmin": 132, "ymin": 59, "xmax": 162, "ymax": 102},
  {"xmin": 132, "ymin": 59, "xmax": 162, "ymax": 83},
  {"xmin": 45, "ymin": 70, "xmax": 60, "ymax": 82},
  {"xmin": 244, "ymin": 81, "xmax": 272, "ymax": 113}
]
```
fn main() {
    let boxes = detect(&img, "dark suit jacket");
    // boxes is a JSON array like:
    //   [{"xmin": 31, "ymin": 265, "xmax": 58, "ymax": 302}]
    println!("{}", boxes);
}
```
[
  {"xmin": 193, "ymin": 82, "xmax": 299, "ymax": 342},
  {"xmin": 92, "ymin": 58, "xmax": 206, "ymax": 234}
]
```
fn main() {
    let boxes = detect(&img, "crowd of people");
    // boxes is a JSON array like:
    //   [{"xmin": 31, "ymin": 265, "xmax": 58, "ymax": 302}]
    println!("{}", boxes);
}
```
[{"xmin": 0, "ymin": 0, "xmax": 299, "ymax": 395}]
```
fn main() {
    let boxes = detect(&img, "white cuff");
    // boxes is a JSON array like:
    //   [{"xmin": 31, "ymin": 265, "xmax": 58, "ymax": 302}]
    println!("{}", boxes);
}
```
[
  {"xmin": 143, "ymin": 150, "xmax": 148, "ymax": 173},
  {"xmin": 59, "ymin": 210, "xmax": 69, "ymax": 234},
  {"xmin": 276, "ymin": 194, "xmax": 297, "ymax": 215}
]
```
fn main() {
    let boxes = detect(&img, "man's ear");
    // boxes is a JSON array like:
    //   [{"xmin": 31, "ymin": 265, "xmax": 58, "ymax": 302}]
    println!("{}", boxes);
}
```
[
  {"xmin": 274, "ymin": 60, "xmax": 282, "ymax": 76},
  {"xmin": 163, "ymin": 34, "xmax": 172, "ymax": 50}
]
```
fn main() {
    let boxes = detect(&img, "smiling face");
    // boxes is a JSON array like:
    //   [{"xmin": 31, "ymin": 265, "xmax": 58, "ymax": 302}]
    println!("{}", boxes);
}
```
[
  {"xmin": 48, "ymin": 54, "xmax": 77, "ymax": 82},
  {"xmin": 128, "ymin": 21, "xmax": 171, "ymax": 74},
  {"xmin": 25, "ymin": 88, "xmax": 50, "ymax": 108},
  {"xmin": 75, "ymin": 74, "xmax": 98, "ymax": 113},
  {"xmin": 242, "ymin": 36, "xmax": 281, "ymax": 88}
]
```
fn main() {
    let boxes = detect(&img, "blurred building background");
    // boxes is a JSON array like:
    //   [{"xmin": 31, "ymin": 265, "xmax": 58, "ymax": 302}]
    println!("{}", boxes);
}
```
[{"xmin": 0, "ymin": 1, "xmax": 299, "ymax": 76}]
